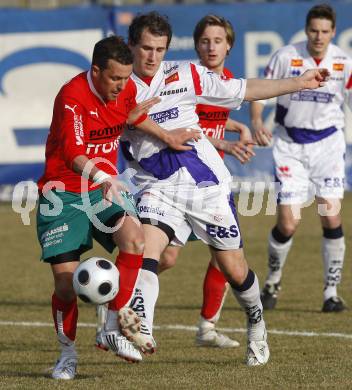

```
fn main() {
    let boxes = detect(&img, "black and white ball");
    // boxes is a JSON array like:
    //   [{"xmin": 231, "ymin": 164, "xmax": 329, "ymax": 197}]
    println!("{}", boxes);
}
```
[{"xmin": 73, "ymin": 257, "xmax": 119, "ymax": 305}]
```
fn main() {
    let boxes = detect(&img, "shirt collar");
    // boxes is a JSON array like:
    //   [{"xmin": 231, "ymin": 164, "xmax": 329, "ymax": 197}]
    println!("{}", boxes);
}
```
[{"xmin": 87, "ymin": 70, "xmax": 106, "ymax": 106}]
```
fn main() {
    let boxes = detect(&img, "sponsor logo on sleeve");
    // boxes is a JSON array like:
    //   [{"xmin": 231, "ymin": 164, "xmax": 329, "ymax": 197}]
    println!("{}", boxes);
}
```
[
  {"xmin": 64, "ymin": 104, "xmax": 83, "ymax": 145},
  {"xmin": 291, "ymin": 69, "xmax": 301, "ymax": 76},
  {"xmin": 291, "ymin": 59, "xmax": 303, "ymax": 67}
]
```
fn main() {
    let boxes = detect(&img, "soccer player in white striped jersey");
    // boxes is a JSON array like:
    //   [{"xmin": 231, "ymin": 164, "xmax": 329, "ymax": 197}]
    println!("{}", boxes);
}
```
[
  {"xmin": 157, "ymin": 15, "xmax": 255, "ymax": 349},
  {"xmin": 120, "ymin": 11, "xmax": 329, "ymax": 366},
  {"xmin": 251, "ymin": 4, "xmax": 352, "ymax": 312}
]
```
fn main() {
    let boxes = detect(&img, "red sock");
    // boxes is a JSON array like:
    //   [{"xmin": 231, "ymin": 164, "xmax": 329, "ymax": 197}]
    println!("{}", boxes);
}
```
[
  {"xmin": 52, "ymin": 293, "xmax": 78, "ymax": 343},
  {"xmin": 201, "ymin": 263, "xmax": 227, "ymax": 321},
  {"xmin": 108, "ymin": 251, "xmax": 143, "ymax": 311}
]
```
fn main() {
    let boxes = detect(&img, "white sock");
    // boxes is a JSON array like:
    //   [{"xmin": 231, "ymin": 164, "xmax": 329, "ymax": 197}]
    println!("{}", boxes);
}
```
[
  {"xmin": 198, "ymin": 317, "xmax": 215, "ymax": 332},
  {"xmin": 322, "ymin": 236, "xmax": 345, "ymax": 301},
  {"xmin": 60, "ymin": 342, "xmax": 77, "ymax": 357},
  {"xmin": 231, "ymin": 271, "xmax": 266, "ymax": 341},
  {"xmin": 96, "ymin": 304, "xmax": 108, "ymax": 333},
  {"xmin": 105, "ymin": 309, "xmax": 118, "ymax": 331},
  {"xmin": 266, "ymin": 232, "xmax": 293, "ymax": 284},
  {"xmin": 130, "ymin": 266, "xmax": 159, "ymax": 337}
]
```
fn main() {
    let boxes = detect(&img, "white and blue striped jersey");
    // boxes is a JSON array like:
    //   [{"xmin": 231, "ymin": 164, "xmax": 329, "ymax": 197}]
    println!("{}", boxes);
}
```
[
  {"xmin": 120, "ymin": 61, "xmax": 246, "ymax": 190},
  {"xmin": 263, "ymin": 41, "xmax": 352, "ymax": 143}
]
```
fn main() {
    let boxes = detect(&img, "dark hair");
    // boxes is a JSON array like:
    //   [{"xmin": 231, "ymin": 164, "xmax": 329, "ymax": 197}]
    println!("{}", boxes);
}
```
[
  {"xmin": 306, "ymin": 4, "xmax": 336, "ymax": 29},
  {"xmin": 92, "ymin": 35, "xmax": 133, "ymax": 70},
  {"xmin": 128, "ymin": 11, "xmax": 172, "ymax": 49},
  {"xmin": 193, "ymin": 14, "xmax": 235, "ymax": 51}
]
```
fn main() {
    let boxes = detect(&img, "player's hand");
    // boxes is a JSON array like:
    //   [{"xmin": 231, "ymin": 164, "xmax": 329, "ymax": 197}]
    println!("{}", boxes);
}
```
[
  {"xmin": 164, "ymin": 128, "xmax": 202, "ymax": 151},
  {"xmin": 127, "ymin": 97, "xmax": 161, "ymax": 125},
  {"xmin": 237, "ymin": 123, "xmax": 255, "ymax": 145},
  {"xmin": 221, "ymin": 140, "xmax": 256, "ymax": 164},
  {"xmin": 298, "ymin": 68, "xmax": 330, "ymax": 89},
  {"xmin": 100, "ymin": 177, "xmax": 129, "ymax": 205},
  {"xmin": 252, "ymin": 119, "xmax": 272, "ymax": 146}
]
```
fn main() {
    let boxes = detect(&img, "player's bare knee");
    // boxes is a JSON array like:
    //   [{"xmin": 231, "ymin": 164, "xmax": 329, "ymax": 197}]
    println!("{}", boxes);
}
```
[
  {"xmin": 113, "ymin": 224, "xmax": 145, "ymax": 254},
  {"xmin": 229, "ymin": 266, "xmax": 249, "ymax": 286},
  {"xmin": 158, "ymin": 255, "xmax": 176, "ymax": 273},
  {"xmin": 318, "ymin": 201, "xmax": 342, "ymax": 220},
  {"xmin": 120, "ymin": 234, "xmax": 145, "ymax": 254},
  {"xmin": 321, "ymin": 214, "xmax": 342, "ymax": 230},
  {"xmin": 278, "ymin": 220, "xmax": 299, "ymax": 237}
]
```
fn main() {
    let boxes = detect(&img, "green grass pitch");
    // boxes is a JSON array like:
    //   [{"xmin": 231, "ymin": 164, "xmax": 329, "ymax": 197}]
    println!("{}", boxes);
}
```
[{"xmin": 0, "ymin": 193, "xmax": 351, "ymax": 389}]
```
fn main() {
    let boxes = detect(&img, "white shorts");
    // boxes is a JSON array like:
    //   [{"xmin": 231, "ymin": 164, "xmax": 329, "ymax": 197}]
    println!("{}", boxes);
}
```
[
  {"xmin": 136, "ymin": 184, "xmax": 242, "ymax": 250},
  {"xmin": 273, "ymin": 130, "xmax": 345, "ymax": 204}
]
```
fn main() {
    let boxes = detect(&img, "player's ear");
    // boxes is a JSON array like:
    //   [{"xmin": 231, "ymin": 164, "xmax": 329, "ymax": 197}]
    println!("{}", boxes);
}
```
[
  {"xmin": 128, "ymin": 40, "xmax": 134, "ymax": 50},
  {"xmin": 91, "ymin": 64, "xmax": 100, "ymax": 77}
]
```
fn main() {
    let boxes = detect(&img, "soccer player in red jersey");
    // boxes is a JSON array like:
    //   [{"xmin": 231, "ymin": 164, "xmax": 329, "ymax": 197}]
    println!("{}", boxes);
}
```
[
  {"xmin": 157, "ymin": 15, "xmax": 255, "ymax": 348},
  {"xmin": 36, "ymin": 36, "xmax": 200, "ymax": 379}
]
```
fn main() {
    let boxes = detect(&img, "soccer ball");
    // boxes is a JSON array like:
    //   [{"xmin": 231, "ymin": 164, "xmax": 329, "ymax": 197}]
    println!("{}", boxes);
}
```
[{"xmin": 73, "ymin": 257, "xmax": 119, "ymax": 305}]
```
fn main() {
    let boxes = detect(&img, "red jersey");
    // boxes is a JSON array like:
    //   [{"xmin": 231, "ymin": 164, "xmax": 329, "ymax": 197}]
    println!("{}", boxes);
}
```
[
  {"xmin": 196, "ymin": 67, "xmax": 233, "ymax": 159},
  {"xmin": 38, "ymin": 71, "xmax": 145, "ymax": 193}
]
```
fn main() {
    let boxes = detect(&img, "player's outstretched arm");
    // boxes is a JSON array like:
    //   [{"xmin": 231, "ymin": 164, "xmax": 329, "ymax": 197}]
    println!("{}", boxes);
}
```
[
  {"xmin": 126, "ymin": 97, "xmax": 201, "ymax": 150},
  {"xmin": 245, "ymin": 68, "xmax": 330, "ymax": 101},
  {"xmin": 136, "ymin": 116, "xmax": 201, "ymax": 151},
  {"xmin": 250, "ymin": 101, "xmax": 272, "ymax": 146}
]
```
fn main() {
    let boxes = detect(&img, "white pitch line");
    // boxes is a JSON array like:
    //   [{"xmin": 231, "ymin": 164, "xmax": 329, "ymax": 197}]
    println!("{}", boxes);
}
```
[{"xmin": 0, "ymin": 320, "xmax": 351, "ymax": 340}]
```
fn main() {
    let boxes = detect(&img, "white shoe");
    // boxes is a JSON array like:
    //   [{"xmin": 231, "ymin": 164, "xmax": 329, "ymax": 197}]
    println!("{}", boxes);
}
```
[
  {"xmin": 246, "ymin": 339, "xmax": 270, "ymax": 366},
  {"xmin": 95, "ymin": 329, "xmax": 108, "ymax": 351},
  {"xmin": 51, "ymin": 353, "xmax": 77, "ymax": 380},
  {"xmin": 196, "ymin": 328, "xmax": 240, "ymax": 348},
  {"xmin": 246, "ymin": 326, "xmax": 270, "ymax": 366},
  {"xmin": 119, "ymin": 307, "xmax": 156, "ymax": 354},
  {"xmin": 101, "ymin": 327, "xmax": 142, "ymax": 363}
]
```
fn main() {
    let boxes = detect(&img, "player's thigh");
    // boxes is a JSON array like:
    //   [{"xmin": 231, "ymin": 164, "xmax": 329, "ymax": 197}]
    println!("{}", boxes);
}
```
[
  {"xmin": 37, "ymin": 190, "xmax": 92, "ymax": 261},
  {"xmin": 159, "ymin": 245, "xmax": 182, "ymax": 272},
  {"xmin": 276, "ymin": 203, "xmax": 302, "ymax": 234},
  {"xmin": 142, "ymin": 224, "xmax": 171, "ymax": 260},
  {"xmin": 273, "ymin": 138, "xmax": 310, "ymax": 204},
  {"xmin": 92, "ymin": 190, "xmax": 141, "ymax": 254},
  {"xmin": 112, "ymin": 215, "xmax": 144, "ymax": 254},
  {"xmin": 210, "ymin": 247, "xmax": 248, "ymax": 285},
  {"xmin": 316, "ymin": 196, "xmax": 342, "ymax": 228}
]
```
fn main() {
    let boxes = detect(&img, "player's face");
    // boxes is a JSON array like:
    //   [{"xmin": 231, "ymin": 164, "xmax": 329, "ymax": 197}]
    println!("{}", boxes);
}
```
[
  {"xmin": 130, "ymin": 29, "xmax": 168, "ymax": 78},
  {"xmin": 92, "ymin": 59, "xmax": 132, "ymax": 101},
  {"xmin": 196, "ymin": 25, "xmax": 230, "ymax": 74},
  {"xmin": 305, "ymin": 18, "xmax": 335, "ymax": 58}
]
